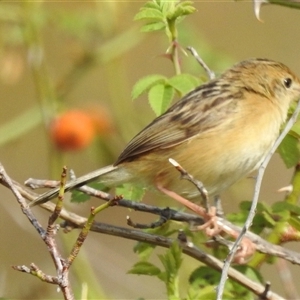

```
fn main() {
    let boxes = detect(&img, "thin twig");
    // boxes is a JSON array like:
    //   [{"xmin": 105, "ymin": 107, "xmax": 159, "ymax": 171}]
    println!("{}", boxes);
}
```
[
  {"xmin": 0, "ymin": 163, "xmax": 45, "ymax": 237},
  {"xmin": 216, "ymin": 100, "xmax": 300, "ymax": 300},
  {"xmin": 88, "ymin": 221, "xmax": 285, "ymax": 300},
  {"xmin": 169, "ymin": 158, "xmax": 209, "ymax": 210},
  {"xmin": 6, "ymin": 176, "xmax": 300, "ymax": 265},
  {"xmin": 186, "ymin": 46, "xmax": 215, "ymax": 80},
  {"xmin": 259, "ymin": 282, "xmax": 271, "ymax": 300},
  {"xmin": 1, "ymin": 165, "xmax": 75, "ymax": 300},
  {"xmin": 1, "ymin": 169, "xmax": 300, "ymax": 299},
  {"xmin": 127, "ymin": 213, "xmax": 168, "ymax": 229}
]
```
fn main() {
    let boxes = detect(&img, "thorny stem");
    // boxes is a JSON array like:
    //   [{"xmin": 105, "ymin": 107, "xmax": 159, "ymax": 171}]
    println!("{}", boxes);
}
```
[{"xmin": 167, "ymin": 17, "xmax": 181, "ymax": 76}]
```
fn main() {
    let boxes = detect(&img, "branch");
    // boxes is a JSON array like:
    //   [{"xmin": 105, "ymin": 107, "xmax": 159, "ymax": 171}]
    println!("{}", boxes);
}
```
[
  {"xmin": 1, "ymin": 165, "xmax": 300, "ymax": 299},
  {"xmin": 0, "ymin": 164, "xmax": 74, "ymax": 300},
  {"xmin": 7, "ymin": 174, "xmax": 300, "ymax": 266}
]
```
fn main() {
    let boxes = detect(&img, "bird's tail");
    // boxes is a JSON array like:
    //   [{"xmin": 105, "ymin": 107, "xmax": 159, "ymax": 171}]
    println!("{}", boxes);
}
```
[{"xmin": 29, "ymin": 165, "xmax": 129, "ymax": 207}]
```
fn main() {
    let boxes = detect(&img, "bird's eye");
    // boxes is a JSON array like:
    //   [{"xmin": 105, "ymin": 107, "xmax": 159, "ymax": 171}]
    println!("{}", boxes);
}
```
[{"xmin": 283, "ymin": 78, "xmax": 292, "ymax": 88}]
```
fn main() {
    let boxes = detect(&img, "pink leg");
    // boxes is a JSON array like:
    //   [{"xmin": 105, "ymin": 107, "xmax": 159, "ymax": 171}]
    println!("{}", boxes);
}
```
[
  {"xmin": 156, "ymin": 184, "xmax": 220, "ymax": 236},
  {"xmin": 157, "ymin": 184, "xmax": 256, "ymax": 262}
]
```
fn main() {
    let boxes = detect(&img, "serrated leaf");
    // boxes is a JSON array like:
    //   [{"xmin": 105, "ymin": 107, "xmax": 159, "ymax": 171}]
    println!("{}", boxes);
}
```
[
  {"xmin": 157, "ymin": 271, "xmax": 167, "ymax": 283},
  {"xmin": 169, "ymin": 4, "xmax": 196, "ymax": 20},
  {"xmin": 148, "ymin": 83, "xmax": 174, "ymax": 116},
  {"xmin": 133, "ymin": 242, "xmax": 156, "ymax": 260},
  {"xmin": 158, "ymin": 241, "xmax": 182, "ymax": 275},
  {"xmin": 132, "ymin": 74, "xmax": 166, "ymax": 100},
  {"xmin": 115, "ymin": 183, "xmax": 145, "ymax": 202},
  {"xmin": 239, "ymin": 201, "xmax": 271, "ymax": 214},
  {"xmin": 161, "ymin": 2, "xmax": 173, "ymax": 15},
  {"xmin": 189, "ymin": 266, "xmax": 222, "ymax": 287},
  {"xmin": 230, "ymin": 266, "xmax": 262, "ymax": 299},
  {"xmin": 134, "ymin": 8, "xmax": 164, "ymax": 21},
  {"xmin": 226, "ymin": 210, "xmax": 248, "ymax": 226},
  {"xmin": 128, "ymin": 261, "xmax": 161, "ymax": 276},
  {"xmin": 141, "ymin": 22, "xmax": 166, "ymax": 32},
  {"xmin": 187, "ymin": 285, "xmax": 221, "ymax": 300},
  {"xmin": 189, "ymin": 266, "xmax": 259, "ymax": 299},
  {"xmin": 234, "ymin": 265, "xmax": 263, "ymax": 283},
  {"xmin": 251, "ymin": 214, "xmax": 272, "ymax": 234},
  {"xmin": 278, "ymin": 134, "xmax": 300, "ymax": 168},
  {"xmin": 168, "ymin": 74, "xmax": 200, "ymax": 96}
]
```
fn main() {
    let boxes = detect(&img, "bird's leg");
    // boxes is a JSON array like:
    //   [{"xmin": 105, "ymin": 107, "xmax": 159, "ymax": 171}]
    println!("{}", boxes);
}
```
[
  {"xmin": 156, "ymin": 185, "xmax": 256, "ymax": 262},
  {"xmin": 156, "ymin": 184, "xmax": 220, "ymax": 236}
]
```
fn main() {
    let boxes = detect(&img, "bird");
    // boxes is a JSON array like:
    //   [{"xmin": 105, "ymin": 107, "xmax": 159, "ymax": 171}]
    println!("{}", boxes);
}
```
[{"xmin": 30, "ymin": 58, "xmax": 300, "ymax": 216}]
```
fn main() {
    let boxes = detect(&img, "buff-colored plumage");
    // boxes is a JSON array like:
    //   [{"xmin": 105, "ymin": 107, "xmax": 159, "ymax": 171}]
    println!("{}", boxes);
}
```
[{"xmin": 31, "ymin": 58, "xmax": 300, "ymax": 206}]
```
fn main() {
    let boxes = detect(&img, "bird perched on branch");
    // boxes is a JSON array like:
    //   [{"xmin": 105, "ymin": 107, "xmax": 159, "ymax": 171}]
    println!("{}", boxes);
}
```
[{"xmin": 30, "ymin": 58, "xmax": 300, "ymax": 225}]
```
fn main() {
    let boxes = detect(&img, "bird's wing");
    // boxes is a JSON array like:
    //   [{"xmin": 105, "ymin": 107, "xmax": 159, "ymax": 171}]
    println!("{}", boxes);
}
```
[{"xmin": 115, "ymin": 81, "xmax": 237, "ymax": 165}]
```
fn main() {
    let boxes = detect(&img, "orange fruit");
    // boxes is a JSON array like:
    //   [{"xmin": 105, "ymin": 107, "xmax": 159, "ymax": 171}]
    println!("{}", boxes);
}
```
[
  {"xmin": 50, "ymin": 110, "xmax": 96, "ymax": 151},
  {"xmin": 88, "ymin": 106, "xmax": 114, "ymax": 135}
]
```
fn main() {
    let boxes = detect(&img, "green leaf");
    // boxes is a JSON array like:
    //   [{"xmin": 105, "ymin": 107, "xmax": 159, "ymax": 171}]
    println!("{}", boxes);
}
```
[
  {"xmin": 70, "ymin": 191, "xmax": 91, "ymax": 203},
  {"xmin": 141, "ymin": 22, "xmax": 166, "ymax": 32},
  {"xmin": 157, "ymin": 241, "xmax": 182, "ymax": 298},
  {"xmin": 290, "ymin": 119, "xmax": 300, "ymax": 138},
  {"xmin": 133, "ymin": 242, "xmax": 156, "ymax": 260},
  {"xmin": 230, "ymin": 266, "xmax": 263, "ymax": 299},
  {"xmin": 239, "ymin": 201, "xmax": 271, "ymax": 214},
  {"xmin": 168, "ymin": 2, "xmax": 196, "ymax": 20},
  {"xmin": 0, "ymin": 106, "xmax": 42, "ymax": 147},
  {"xmin": 70, "ymin": 182, "xmax": 107, "ymax": 203},
  {"xmin": 134, "ymin": 8, "xmax": 164, "ymax": 21},
  {"xmin": 189, "ymin": 266, "xmax": 222, "ymax": 288},
  {"xmin": 272, "ymin": 201, "xmax": 300, "ymax": 215},
  {"xmin": 157, "ymin": 271, "xmax": 167, "ymax": 283},
  {"xmin": 131, "ymin": 74, "xmax": 166, "ymax": 100},
  {"xmin": 234, "ymin": 265, "xmax": 263, "ymax": 283},
  {"xmin": 228, "ymin": 201, "xmax": 274, "ymax": 233},
  {"xmin": 278, "ymin": 134, "xmax": 300, "ymax": 168},
  {"xmin": 261, "ymin": 211, "xmax": 276, "ymax": 227},
  {"xmin": 252, "ymin": 214, "xmax": 272, "ymax": 233},
  {"xmin": 289, "ymin": 216, "xmax": 300, "ymax": 232},
  {"xmin": 148, "ymin": 83, "xmax": 174, "ymax": 115},
  {"xmin": 158, "ymin": 241, "xmax": 182, "ymax": 276},
  {"xmin": 189, "ymin": 266, "xmax": 261, "ymax": 300},
  {"xmin": 128, "ymin": 261, "xmax": 161, "ymax": 276},
  {"xmin": 168, "ymin": 74, "xmax": 200, "ymax": 96},
  {"xmin": 133, "ymin": 223, "xmax": 178, "ymax": 261},
  {"xmin": 187, "ymin": 285, "xmax": 220, "ymax": 300},
  {"xmin": 115, "ymin": 183, "xmax": 145, "ymax": 202}
]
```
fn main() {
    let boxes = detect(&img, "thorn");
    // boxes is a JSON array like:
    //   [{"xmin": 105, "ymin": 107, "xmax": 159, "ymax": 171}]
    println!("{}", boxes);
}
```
[
  {"xmin": 277, "ymin": 185, "xmax": 293, "ymax": 193},
  {"xmin": 253, "ymin": 0, "xmax": 268, "ymax": 22}
]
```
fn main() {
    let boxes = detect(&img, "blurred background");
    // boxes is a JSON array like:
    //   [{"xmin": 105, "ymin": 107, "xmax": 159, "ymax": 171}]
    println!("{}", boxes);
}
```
[{"xmin": 1, "ymin": 1, "xmax": 300, "ymax": 299}]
